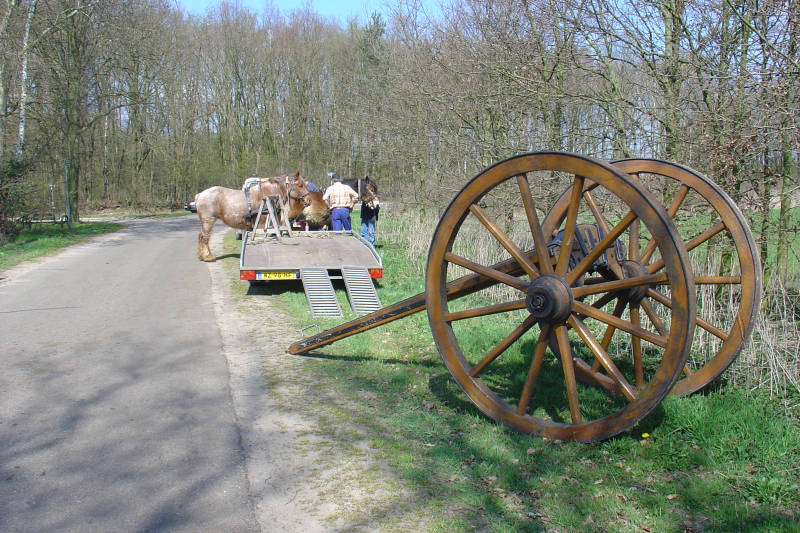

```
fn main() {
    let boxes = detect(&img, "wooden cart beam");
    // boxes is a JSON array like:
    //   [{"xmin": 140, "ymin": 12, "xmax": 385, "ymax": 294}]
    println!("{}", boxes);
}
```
[{"xmin": 288, "ymin": 250, "xmax": 549, "ymax": 354}]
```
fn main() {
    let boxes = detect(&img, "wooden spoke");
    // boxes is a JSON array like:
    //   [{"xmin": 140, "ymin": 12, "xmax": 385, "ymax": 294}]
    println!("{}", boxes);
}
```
[
  {"xmin": 630, "ymin": 216, "xmax": 640, "ymax": 261},
  {"xmin": 583, "ymin": 190, "xmax": 625, "ymax": 279},
  {"xmin": 591, "ymin": 298, "xmax": 627, "ymax": 372},
  {"xmin": 517, "ymin": 323, "xmax": 553, "ymax": 415},
  {"xmin": 445, "ymin": 299, "xmax": 527, "ymax": 322},
  {"xmin": 470, "ymin": 315, "xmax": 537, "ymax": 377},
  {"xmin": 629, "ymin": 172, "xmax": 641, "ymax": 261},
  {"xmin": 648, "ymin": 221, "xmax": 726, "ymax": 274},
  {"xmin": 667, "ymin": 184, "xmax": 691, "ymax": 217},
  {"xmin": 630, "ymin": 305, "xmax": 644, "ymax": 388},
  {"xmin": 602, "ymin": 299, "xmax": 627, "ymax": 351},
  {"xmin": 685, "ymin": 221, "xmax": 727, "ymax": 252},
  {"xmin": 517, "ymin": 174, "xmax": 554, "ymax": 275},
  {"xmin": 566, "ymin": 211, "xmax": 637, "ymax": 285},
  {"xmin": 695, "ymin": 275, "xmax": 742, "ymax": 285},
  {"xmin": 645, "ymin": 288, "xmax": 671, "ymax": 307},
  {"xmin": 646, "ymin": 288, "xmax": 728, "ymax": 340},
  {"xmin": 569, "ymin": 315, "xmax": 637, "ymax": 401},
  {"xmin": 589, "ymin": 291, "xmax": 618, "ymax": 312},
  {"xmin": 640, "ymin": 184, "xmax": 689, "ymax": 263},
  {"xmin": 583, "ymin": 190, "xmax": 610, "ymax": 233},
  {"xmin": 555, "ymin": 175, "xmax": 586, "ymax": 277},
  {"xmin": 640, "ymin": 298, "xmax": 668, "ymax": 336},
  {"xmin": 573, "ymin": 300, "xmax": 668, "ymax": 347},
  {"xmin": 572, "ymin": 273, "xmax": 668, "ymax": 299},
  {"xmin": 554, "ymin": 325, "xmax": 582, "ymax": 423},
  {"xmin": 470, "ymin": 204, "xmax": 540, "ymax": 280},
  {"xmin": 444, "ymin": 252, "xmax": 529, "ymax": 292},
  {"xmin": 695, "ymin": 316, "xmax": 729, "ymax": 341}
]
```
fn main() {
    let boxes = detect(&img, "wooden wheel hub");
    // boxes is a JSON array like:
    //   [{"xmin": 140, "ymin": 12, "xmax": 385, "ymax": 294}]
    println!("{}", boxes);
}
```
[
  {"xmin": 526, "ymin": 274, "xmax": 573, "ymax": 323},
  {"xmin": 619, "ymin": 260, "xmax": 651, "ymax": 305}
]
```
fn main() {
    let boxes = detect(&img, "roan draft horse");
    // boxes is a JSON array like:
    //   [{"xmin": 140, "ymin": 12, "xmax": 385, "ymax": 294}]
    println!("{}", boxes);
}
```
[{"xmin": 194, "ymin": 172, "xmax": 329, "ymax": 261}]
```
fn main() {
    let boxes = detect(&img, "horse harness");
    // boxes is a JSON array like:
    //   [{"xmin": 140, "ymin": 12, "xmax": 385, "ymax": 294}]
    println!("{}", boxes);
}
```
[{"xmin": 286, "ymin": 178, "xmax": 311, "ymax": 207}]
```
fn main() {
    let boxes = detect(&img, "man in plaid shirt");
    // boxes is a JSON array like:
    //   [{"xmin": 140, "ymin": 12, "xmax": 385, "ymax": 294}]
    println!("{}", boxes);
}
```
[{"xmin": 323, "ymin": 173, "xmax": 359, "ymax": 231}]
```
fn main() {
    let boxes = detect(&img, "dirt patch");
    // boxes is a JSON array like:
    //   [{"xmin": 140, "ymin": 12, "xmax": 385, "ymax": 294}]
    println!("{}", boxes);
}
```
[{"xmin": 206, "ymin": 229, "xmax": 408, "ymax": 531}]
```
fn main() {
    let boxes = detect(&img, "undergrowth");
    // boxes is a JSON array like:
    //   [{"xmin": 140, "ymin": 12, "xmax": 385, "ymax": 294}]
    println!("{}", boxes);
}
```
[{"xmin": 0, "ymin": 221, "xmax": 123, "ymax": 271}]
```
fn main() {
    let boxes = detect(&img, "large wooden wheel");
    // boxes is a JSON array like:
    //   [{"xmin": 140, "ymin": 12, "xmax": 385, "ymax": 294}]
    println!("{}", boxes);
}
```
[
  {"xmin": 543, "ymin": 159, "xmax": 761, "ymax": 396},
  {"xmin": 425, "ymin": 152, "xmax": 696, "ymax": 442}
]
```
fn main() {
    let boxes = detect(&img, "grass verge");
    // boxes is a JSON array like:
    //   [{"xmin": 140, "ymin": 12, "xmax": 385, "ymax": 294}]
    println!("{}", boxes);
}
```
[
  {"xmin": 0, "ymin": 221, "xmax": 123, "ymax": 272},
  {"xmin": 220, "ymin": 217, "xmax": 800, "ymax": 532}
]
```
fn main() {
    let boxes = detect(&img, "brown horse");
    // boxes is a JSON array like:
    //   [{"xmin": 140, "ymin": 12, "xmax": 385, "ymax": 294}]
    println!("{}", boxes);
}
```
[
  {"xmin": 195, "ymin": 172, "xmax": 329, "ymax": 261},
  {"xmin": 281, "ymin": 174, "xmax": 330, "ymax": 229}
]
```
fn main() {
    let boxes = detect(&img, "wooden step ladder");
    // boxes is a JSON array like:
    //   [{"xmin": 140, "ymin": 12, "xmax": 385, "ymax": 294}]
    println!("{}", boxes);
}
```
[{"xmin": 249, "ymin": 194, "xmax": 291, "ymax": 242}]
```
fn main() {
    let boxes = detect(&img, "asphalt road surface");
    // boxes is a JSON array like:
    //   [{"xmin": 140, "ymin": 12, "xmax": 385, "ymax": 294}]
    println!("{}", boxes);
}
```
[{"xmin": 0, "ymin": 217, "xmax": 258, "ymax": 532}]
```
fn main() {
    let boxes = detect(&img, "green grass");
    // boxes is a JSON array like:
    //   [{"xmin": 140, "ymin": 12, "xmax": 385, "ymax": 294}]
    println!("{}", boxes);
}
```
[
  {"xmin": 220, "ymin": 219, "xmax": 800, "ymax": 531},
  {"xmin": 0, "ymin": 221, "xmax": 123, "ymax": 271}
]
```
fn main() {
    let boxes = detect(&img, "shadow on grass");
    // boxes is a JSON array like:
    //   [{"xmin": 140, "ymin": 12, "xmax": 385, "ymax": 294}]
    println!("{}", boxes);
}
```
[{"xmin": 296, "ymin": 349, "xmax": 443, "ymax": 369}]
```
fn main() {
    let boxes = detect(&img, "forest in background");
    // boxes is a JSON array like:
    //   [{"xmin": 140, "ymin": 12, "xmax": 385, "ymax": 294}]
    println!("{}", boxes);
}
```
[{"xmin": 0, "ymin": 0, "xmax": 798, "ymax": 283}]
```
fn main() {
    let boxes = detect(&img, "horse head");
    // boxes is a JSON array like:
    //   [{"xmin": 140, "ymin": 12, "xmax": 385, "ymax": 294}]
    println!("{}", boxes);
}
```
[
  {"xmin": 285, "ymin": 171, "xmax": 330, "ymax": 228},
  {"xmin": 361, "ymin": 176, "xmax": 378, "ymax": 203},
  {"xmin": 285, "ymin": 172, "xmax": 313, "ymax": 209}
]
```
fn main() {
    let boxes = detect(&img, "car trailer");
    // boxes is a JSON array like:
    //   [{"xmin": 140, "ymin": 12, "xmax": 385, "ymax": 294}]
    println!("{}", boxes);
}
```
[{"xmin": 239, "ymin": 194, "xmax": 383, "ymax": 318}]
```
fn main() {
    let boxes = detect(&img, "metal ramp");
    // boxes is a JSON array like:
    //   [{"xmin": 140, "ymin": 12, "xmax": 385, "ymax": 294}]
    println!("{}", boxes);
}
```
[
  {"xmin": 300, "ymin": 267, "xmax": 343, "ymax": 318},
  {"xmin": 342, "ymin": 265, "xmax": 382, "ymax": 315}
]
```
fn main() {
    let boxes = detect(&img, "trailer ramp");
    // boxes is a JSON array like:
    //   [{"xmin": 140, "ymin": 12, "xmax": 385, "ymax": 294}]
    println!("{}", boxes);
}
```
[
  {"xmin": 300, "ymin": 267, "xmax": 343, "ymax": 318},
  {"xmin": 342, "ymin": 266, "xmax": 382, "ymax": 315}
]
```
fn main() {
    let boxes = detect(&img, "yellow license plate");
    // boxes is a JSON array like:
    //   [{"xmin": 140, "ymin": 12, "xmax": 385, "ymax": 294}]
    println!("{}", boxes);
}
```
[{"xmin": 257, "ymin": 271, "xmax": 295, "ymax": 280}]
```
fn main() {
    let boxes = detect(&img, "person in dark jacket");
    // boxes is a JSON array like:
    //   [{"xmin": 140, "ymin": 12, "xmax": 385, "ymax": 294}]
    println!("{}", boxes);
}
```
[{"xmin": 360, "ymin": 192, "xmax": 379, "ymax": 246}]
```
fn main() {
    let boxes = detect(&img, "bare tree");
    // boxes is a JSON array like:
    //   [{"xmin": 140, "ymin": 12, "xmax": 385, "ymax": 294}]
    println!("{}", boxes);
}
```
[{"xmin": 14, "ymin": 0, "xmax": 36, "ymax": 157}]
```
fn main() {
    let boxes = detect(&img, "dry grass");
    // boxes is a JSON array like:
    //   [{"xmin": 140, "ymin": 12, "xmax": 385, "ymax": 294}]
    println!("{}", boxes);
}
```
[{"xmin": 732, "ymin": 280, "xmax": 800, "ymax": 409}]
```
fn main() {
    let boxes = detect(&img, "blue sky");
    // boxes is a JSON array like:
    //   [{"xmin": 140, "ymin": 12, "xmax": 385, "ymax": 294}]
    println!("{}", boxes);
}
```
[{"xmin": 176, "ymin": 0, "xmax": 424, "ymax": 24}]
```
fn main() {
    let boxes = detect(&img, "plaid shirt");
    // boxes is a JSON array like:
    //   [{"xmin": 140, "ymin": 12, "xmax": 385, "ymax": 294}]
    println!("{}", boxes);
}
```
[{"xmin": 323, "ymin": 181, "xmax": 359, "ymax": 209}]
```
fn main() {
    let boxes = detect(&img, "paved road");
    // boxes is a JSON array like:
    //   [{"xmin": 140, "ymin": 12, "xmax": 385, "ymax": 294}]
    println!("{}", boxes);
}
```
[{"xmin": 0, "ymin": 217, "xmax": 258, "ymax": 532}]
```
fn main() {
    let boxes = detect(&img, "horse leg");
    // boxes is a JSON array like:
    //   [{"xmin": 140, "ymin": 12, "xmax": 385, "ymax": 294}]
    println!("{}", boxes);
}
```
[{"xmin": 197, "ymin": 216, "xmax": 216, "ymax": 261}]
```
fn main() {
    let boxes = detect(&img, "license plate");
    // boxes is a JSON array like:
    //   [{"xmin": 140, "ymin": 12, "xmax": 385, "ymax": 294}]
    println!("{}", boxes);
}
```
[{"xmin": 257, "ymin": 271, "xmax": 295, "ymax": 280}]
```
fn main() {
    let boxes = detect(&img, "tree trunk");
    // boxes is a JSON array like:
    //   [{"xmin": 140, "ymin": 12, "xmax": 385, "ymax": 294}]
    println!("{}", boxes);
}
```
[
  {"xmin": 759, "ymin": 151, "xmax": 773, "ymax": 289},
  {"xmin": 66, "ymin": 132, "xmax": 81, "ymax": 221},
  {"xmin": 15, "ymin": 0, "xmax": 37, "ymax": 158},
  {"xmin": 0, "ymin": 0, "xmax": 19, "ymax": 162}
]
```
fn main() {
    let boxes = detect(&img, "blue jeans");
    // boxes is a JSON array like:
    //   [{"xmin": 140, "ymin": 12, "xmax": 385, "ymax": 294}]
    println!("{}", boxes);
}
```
[
  {"xmin": 361, "ymin": 220, "xmax": 375, "ymax": 246},
  {"xmin": 361, "ymin": 219, "xmax": 375, "ymax": 245},
  {"xmin": 330, "ymin": 208, "xmax": 352, "ymax": 231}
]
